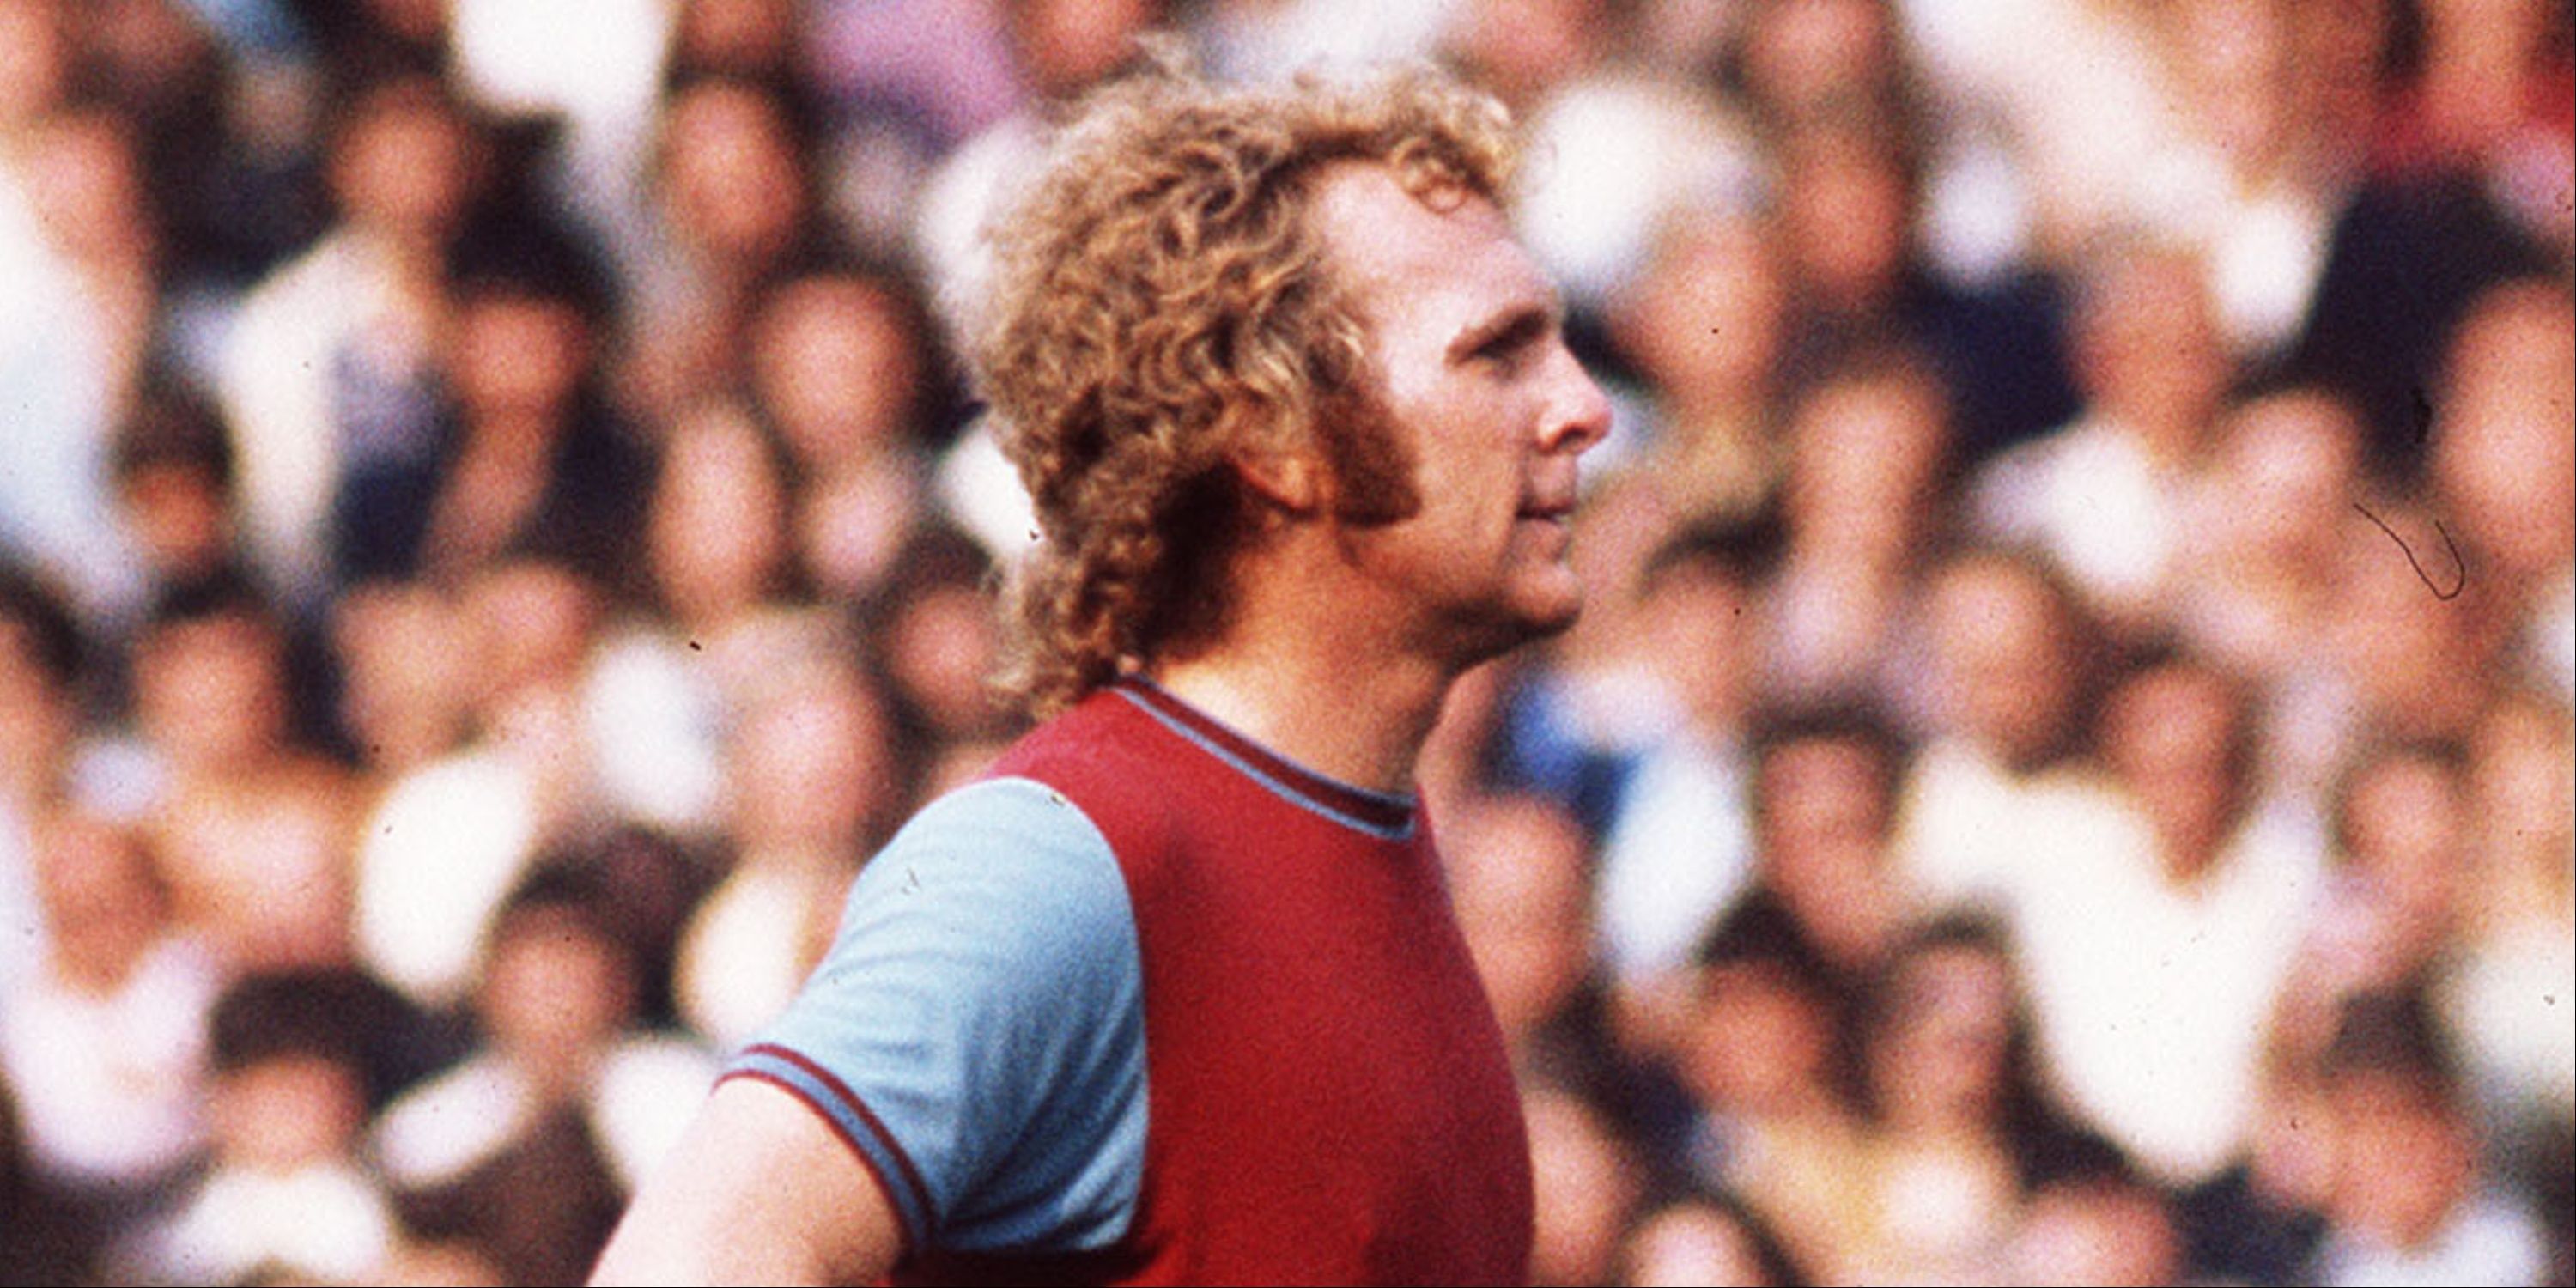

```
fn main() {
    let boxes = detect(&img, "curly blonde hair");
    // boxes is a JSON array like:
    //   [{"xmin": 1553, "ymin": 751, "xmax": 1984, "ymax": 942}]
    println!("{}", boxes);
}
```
[{"xmin": 968, "ymin": 54, "xmax": 1518, "ymax": 716}]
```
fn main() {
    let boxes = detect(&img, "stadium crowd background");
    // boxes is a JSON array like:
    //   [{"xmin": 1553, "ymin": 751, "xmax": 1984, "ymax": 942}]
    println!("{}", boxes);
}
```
[{"xmin": 0, "ymin": 0, "xmax": 2569, "ymax": 1283}]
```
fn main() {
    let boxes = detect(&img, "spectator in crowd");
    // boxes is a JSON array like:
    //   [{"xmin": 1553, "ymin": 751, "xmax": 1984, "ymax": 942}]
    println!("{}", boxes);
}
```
[
  {"xmin": 618, "ymin": 72, "xmax": 816, "ymax": 420},
  {"xmin": 109, "ymin": 388, "xmax": 257, "ymax": 611},
  {"xmin": 216, "ymin": 70, "xmax": 488, "ymax": 611},
  {"xmin": 399, "ymin": 218, "xmax": 647, "ymax": 592},
  {"xmin": 743, "ymin": 248, "xmax": 953, "ymax": 604},
  {"xmin": 351, "ymin": 555, "xmax": 604, "ymax": 1010},
  {"xmin": 0, "ymin": 808, "xmax": 217, "ymax": 1242},
  {"xmin": 2006, "ymin": 1159, "xmax": 2186, "ymax": 1288},
  {"xmin": 2311, "ymin": 993, "xmax": 2555, "ymax": 1287},
  {"xmin": 110, "ymin": 969, "xmax": 402, "ymax": 1285},
  {"xmin": 1844, "ymin": 912, "xmax": 2103, "ymax": 1283},
  {"xmin": 2273, "ymin": 742, "xmax": 2477, "ymax": 1069},
  {"xmin": 674, "ymin": 648, "xmax": 905, "ymax": 1051},
  {"xmin": 0, "ymin": 565, "xmax": 87, "ymax": 993},
  {"xmin": 1615, "ymin": 1188, "xmax": 1810, "ymax": 1287},
  {"xmin": 1525, "ymin": 1084, "xmax": 1647, "ymax": 1288},
  {"xmin": 1604, "ymin": 209, "xmax": 1789, "ymax": 523},
  {"xmin": 2440, "ymin": 689, "xmax": 2576, "ymax": 1200},
  {"xmin": 1674, "ymin": 900, "xmax": 1870, "ymax": 1282},
  {"xmin": 374, "ymin": 860, "xmax": 714, "ymax": 1287},
  {"xmin": 2008, "ymin": 651, "xmax": 2324, "ymax": 1189},
  {"xmin": 1722, "ymin": 705, "xmax": 1913, "ymax": 988},
  {"xmin": 1891, "ymin": 545, "xmax": 2097, "ymax": 917},
  {"xmin": 2178, "ymin": 1059, "xmax": 2336, "ymax": 1286},
  {"xmin": 2171, "ymin": 386, "xmax": 2378, "ymax": 805},
  {"xmin": 1760, "ymin": 348, "xmax": 1953, "ymax": 705},
  {"xmin": 1593, "ymin": 517, "xmax": 1772, "ymax": 1043},
  {"xmin": 1969, "ymin": 240, "xmax": 2233, "ymax": 637},
  {"xmin": 2427, "ymin": 278, "xmax": 2575, "ymax": 701}
]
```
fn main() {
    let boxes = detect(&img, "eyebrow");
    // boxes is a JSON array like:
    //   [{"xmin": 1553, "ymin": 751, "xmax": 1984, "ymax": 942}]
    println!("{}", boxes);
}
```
[{"xmin": 1446, "ymin": 296, "xmax": 1562, "ymax": 366}]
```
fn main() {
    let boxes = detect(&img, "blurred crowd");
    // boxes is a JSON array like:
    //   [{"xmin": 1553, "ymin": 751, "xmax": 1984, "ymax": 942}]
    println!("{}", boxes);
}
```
[{"xmin": 0, "ymin": 0, "xmax": 2568, "ymax": 1285}]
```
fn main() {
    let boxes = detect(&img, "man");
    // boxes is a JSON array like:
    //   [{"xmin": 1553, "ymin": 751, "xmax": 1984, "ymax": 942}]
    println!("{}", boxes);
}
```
[{"xmin": 592, "ymin": 53, "xmax": 1609, "ymax": 1286}]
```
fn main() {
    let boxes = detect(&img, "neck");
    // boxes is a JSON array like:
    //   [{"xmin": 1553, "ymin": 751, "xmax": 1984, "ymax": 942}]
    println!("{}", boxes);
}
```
[{"xmin": 1148, "ymin": 630, "xmax": 1455, "ymax": 799}]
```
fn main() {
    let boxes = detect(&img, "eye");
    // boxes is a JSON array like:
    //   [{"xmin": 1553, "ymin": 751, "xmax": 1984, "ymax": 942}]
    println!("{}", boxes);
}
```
[{"xmin": 1463, "ymin": 311, "xmax": 1548, "ymax": 375}]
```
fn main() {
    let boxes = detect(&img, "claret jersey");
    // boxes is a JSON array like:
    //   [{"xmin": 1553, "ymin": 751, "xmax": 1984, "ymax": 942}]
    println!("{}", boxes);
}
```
[{"xmin": 724, "ymin": 678, "xmax": 1533, "ymax": 1285}]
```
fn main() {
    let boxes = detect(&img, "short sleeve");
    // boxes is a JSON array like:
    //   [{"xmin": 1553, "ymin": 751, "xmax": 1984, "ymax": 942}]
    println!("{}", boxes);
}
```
[{"xmin": 723, "ymin": 776, "xmax": 1147, "ymax": 1257}]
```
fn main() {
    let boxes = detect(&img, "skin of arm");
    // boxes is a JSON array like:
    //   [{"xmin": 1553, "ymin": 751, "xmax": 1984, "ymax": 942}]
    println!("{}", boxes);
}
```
[{"xmin": 590, "ymin": 1078, "xmax": 902, "ymax": 1286}]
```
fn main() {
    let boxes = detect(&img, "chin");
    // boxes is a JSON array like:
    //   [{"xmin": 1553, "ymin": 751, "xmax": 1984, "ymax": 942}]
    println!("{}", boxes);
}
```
[{"xmin": 1450, "ymin": 589, "xmax": 1583, "ymax": 668}]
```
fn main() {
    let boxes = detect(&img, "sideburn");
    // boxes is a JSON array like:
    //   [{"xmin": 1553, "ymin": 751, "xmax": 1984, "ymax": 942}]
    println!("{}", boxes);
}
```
[{"xmin": 1315, "ymin": 377, "xmax": 1423, "ymax": 526}]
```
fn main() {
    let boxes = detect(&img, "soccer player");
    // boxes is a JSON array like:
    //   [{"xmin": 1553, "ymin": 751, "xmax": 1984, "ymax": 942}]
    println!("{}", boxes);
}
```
[{"xmin": 592, "ymin": 53, "xmax": 1611, "ymax": 1286}]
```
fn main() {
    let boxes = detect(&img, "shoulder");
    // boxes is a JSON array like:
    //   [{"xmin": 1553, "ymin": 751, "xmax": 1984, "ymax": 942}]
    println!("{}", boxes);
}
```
[{"xmin": 803, "ymin": 774, "xmax": 1143, "ymax": 1014}]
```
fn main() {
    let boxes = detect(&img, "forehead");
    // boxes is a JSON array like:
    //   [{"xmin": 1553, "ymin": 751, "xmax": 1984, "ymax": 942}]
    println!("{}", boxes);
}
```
[{"xmin": 1305, "ymin": 162, "xmax": 1552, "ymax": 333}]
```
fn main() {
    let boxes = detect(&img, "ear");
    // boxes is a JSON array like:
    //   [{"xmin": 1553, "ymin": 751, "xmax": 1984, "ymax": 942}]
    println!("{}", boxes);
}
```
[{"xmin": 1230, "ymin": 446, "xmax": 1329, "ymax": 516}]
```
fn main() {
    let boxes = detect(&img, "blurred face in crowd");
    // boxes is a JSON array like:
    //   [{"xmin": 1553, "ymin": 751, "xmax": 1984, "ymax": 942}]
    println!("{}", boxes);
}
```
[
  {"xmin": 2098, "ymin": 660, "xmax": 2245, "ymax": 878},
  {"xmin": 1443, "ymin": 793, "xmax": 1594, "ymax": 1043},
  {"xmin": 2433, "ymin": 283, "xmax": 2576, "ymax": 578},
  {"xmin": 2327, "ymin": 1071, "xmax": 2476, "ymax": 1249},
  {"xmin": 0, "ymin": 615, "xmax": 72, "ymax": 796},
  {"xmin": 647, "ymin": 406, "xmax": 790, "ymax": 625},
  {"xmin": 448, "ymin": 289, "xmax": 594, "ymax": 428},
  {"xmin": 331, "ymin": 78, "xmax": 476, "ymax": 243},
  {"xmin": 749, "ymin": 273, "xmax": 922, "ymax": 471},
  {"xmin": 459, "ymin": 558, "xmax": 598, "ymax": 714},
  {"xmin": 1643, "ymin": 553, "xmax": 1757, "ymax": 733},
  {"xmin": 2008, "ymin": 1179, "xmax": 2182, "ymax": 1288},
  {"xmin": 1618, "ymin": 213, "xmax": 1785, "ymax": 412},
  {"xmin": 1620, "ymin": 1200, "xmax": 1786, "ymax": 1288},
  {"xmin": 2209, "ymin": 391, "xmax": 2363, "ymax": 578},
  {"xmin": 1784, "ymin": 367, "xmax": 1946, "ymax": 565},
  {"xmin": 0, "ymin": 0, "xmax": 72, "ymax": 132},
  {"xmin": 134, "ymin": 607, "xmax": 291, "ymax": 774},
  {"xmin": 1007, "ymin": 0, "xmax": 1162, "ymax": 101},
  {"xmin": 156, "ymin": 770, "xmax": 356, "ymax": 971},
  {"xmin": 1523, "ymin": 1089, "xmax": 1639, "ymax": 1288},
  {"xmin": 730, "ymin": 660, "xmax": 897, "ymax": 855},
  {"xmin": 882, "ymin": 580, "xmax": 1005, "ymax": 743},
  {"xmin": 335, "ymin": 580, "xmax": 474, "ymax": 771},
  {"xmin": 2468, "ymin": 695, "xmax": 2576, "ymax": 886},
  {"xmin": 2337, "ymin": 750, "xmax": 2467, "ymax": 957},
  {"xmin": 674, "ymin": 0, "xmax": 799, "ymax": 78},
  {"xmin": 1686, "ymin": 958, "xmax": 1837, "ymax": 1116},
  {"xmin": 19, "ymin": 108, "xmax": 150, "ymax": 268},
  {"xmin": 1757, "ymin": 732, "xmax": 1899, "ymax": 968},
  {"xmin": 482, "ymin": 904, "xmax": 635, "ymax": 1088},
  {"xmin": 1867, "ymin": 939, "xmax": 2016, "ymax": 1132},
  {"xmin": 1450, "ymin": 0, "xmax": 1608, "ymax": 106},
  {"xmin": 212, "ymin": 1052, "xmax": 368, "ymax": 1175},
  {"xmin": 1777, "ymin": 128, "xmax": 1911, "ymax": 316},
  {"xmin": 31, "ymin": 811, "xmax": 167, "ymax": 993},
  {"xmin": 1738, "ymin": 0, "xmax": 1897, "ymax": 122},
  {"xmin": 116, "ymin": 457, "xmax": 234, "ymax": 590},
  {"xmin": 1922, "ymin": 554, "xmax": 2079, "ymax": 772},
  {"xmin": 2164, "ymin": 0, "xmax": 2300, "ymax": 178},
  {"xmin": 2075, "ymin": 247, "xmax": 2227, "ymax": 451},
  {"xmin": 659, "ymin": 81, "xmax": 806, "ymax": 265},
  {"xmin": 2330, "ymin": 516, "xmax": 2488, "ymax": 742}
]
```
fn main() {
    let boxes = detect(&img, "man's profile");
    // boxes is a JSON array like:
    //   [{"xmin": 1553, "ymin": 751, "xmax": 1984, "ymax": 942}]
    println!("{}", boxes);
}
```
[{"xmin": 592, "ymin": 50, "xmax": 1610, "ymax": 1287}]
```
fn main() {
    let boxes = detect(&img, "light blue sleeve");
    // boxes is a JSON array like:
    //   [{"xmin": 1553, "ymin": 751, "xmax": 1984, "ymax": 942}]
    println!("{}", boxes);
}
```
[{"xmin": 725, "ymin": 776, "xmax": 1146, "ymax": 1255}]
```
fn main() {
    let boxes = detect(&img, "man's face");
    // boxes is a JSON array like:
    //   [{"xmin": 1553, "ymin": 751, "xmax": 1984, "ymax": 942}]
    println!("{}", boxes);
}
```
[{"xmin": 1308, "ymin": 164, "xmax": 1611, "ymax": 664}]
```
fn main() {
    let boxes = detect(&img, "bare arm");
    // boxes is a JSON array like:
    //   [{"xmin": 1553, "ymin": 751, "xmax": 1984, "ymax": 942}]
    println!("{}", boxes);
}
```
[{"xmin": 590, "ymin": 1078, "xmax": 902, "ymax": 1286}]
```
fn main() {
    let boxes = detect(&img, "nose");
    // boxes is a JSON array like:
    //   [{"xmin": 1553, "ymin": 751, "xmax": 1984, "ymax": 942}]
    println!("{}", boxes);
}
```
[{"xmin": 1539, "ymin": 343, "xmax": 1613, "ymax": 456}]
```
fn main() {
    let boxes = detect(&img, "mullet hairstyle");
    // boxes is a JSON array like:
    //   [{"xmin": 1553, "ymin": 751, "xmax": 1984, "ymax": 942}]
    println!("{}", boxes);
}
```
[{"xmin": 968, "ymin": 51, "xmax": 1517, "ymax": 717}]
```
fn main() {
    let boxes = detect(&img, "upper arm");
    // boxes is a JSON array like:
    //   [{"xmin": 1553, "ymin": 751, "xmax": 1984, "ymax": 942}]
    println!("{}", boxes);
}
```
[
  {"xmin": 589, "ymin": 1077, "xmax": 899, "ymax": 1286},
  {"xmin": 603, "ymin": 776, "xmax": 1149, "ymax": 1277}
]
